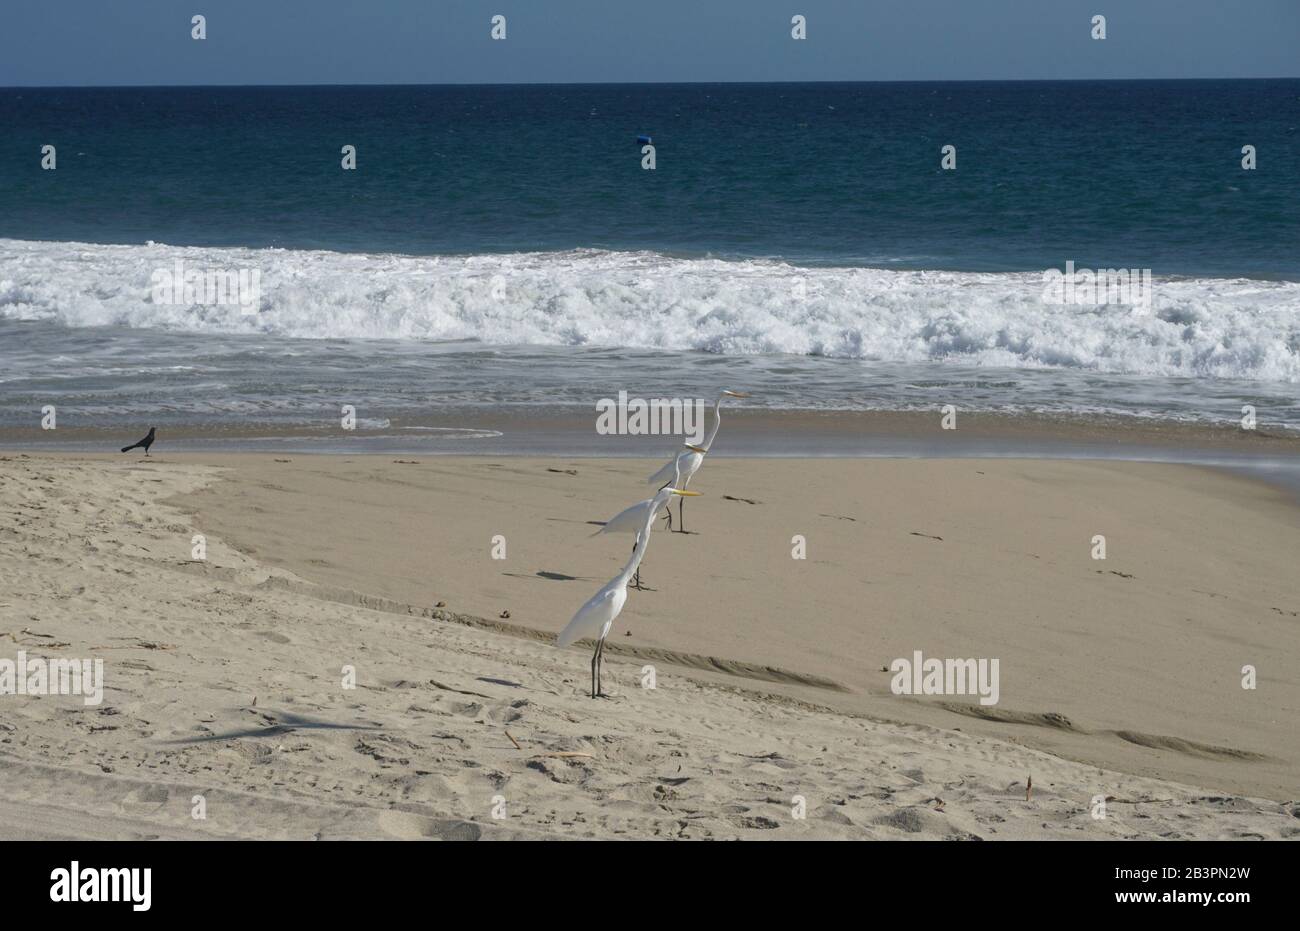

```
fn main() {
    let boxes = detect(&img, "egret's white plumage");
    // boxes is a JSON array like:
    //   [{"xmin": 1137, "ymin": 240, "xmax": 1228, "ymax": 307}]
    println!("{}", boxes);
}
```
[
  {"xmin": 555, "ymin": 578, "xmax": 627, "ymax": 651},
  {"xmin": 646, "ymin": 445, "xmax": 704, "ymax": 491},
  {"xmin": 593, "ymin": 461, "xmax": 683, "ymax": 588},
  {"xmin": 596, "ymin": 504, "xmax": 656, "ymax": 537},
  {"xmin": 558, "ymin": 484, "xmax": 700, "ymax": 697},
  {"xmin": 647, "ymin": 389, "xmax": 748, "ymax": 532},
  {"xmin": 597, "ymin": 460, "xmax": 681, "ymax": 538}
]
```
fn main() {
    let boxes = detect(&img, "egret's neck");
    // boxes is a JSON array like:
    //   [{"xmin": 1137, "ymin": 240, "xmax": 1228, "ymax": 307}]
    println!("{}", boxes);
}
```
[
  {"xmin": 703, "ymin": 396, "xmax": 724, "ymax": 450},
  {"xmin": 618, "ymin": 497, "xmax": 664, "ymax": 584}
]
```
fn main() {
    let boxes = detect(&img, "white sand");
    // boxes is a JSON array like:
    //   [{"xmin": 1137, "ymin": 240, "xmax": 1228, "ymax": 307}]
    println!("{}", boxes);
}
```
[{"xmin": 0, "ymin": 452, "xmax": 1295, "ymax": 839}]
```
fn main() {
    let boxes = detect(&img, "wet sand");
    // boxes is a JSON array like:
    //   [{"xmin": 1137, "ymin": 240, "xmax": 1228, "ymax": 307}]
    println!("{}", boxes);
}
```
[{"xmin": 3, "ymin": 407, "xmax": 1298, "ymax": 455}]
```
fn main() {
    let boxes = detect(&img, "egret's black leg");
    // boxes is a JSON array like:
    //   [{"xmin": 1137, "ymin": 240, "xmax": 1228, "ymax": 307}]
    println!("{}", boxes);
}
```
[
  {"xmin": 677, "ymin": 495, "xmax": 685, "ymax": 533},
  {"xmin": 631, "ymin": 541, "xmax": 643, "ymax": 590},
  {"xmin": 590, "ymin": 645, "xmax": 598, "ymax": 699}
]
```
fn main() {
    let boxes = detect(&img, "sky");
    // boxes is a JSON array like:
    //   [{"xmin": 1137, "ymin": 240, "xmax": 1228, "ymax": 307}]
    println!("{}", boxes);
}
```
[{"xmin": 0, "ymin": 0, "xmax": 1296, "ymax": 86}]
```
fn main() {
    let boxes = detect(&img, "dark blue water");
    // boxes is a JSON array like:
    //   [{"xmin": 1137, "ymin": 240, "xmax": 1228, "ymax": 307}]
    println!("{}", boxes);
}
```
[
  {"xmin": 2, "ymin": 81, "xmax": 1298, "ymax": 276},
  {"xmin": 2, "ymin": 81, "xmax": 1298, "ymax": 438}
]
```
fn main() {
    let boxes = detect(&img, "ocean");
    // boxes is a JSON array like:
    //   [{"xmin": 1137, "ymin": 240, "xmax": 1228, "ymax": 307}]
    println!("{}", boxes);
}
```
[{"xmin": 2, "ymin": 80, "xmax": 1298, "ymax": 444}]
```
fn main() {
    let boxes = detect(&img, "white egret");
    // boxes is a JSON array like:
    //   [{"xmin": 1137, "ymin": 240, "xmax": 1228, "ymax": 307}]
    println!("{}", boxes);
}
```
[
  {"xmin": 593, "ymin": 459, "xmax": 687, "ymax": 589},
  {"xmin": 557, "ymin": 485, "xmax": 701, "ymax": 698},
  {"xmin": 647, "ymin": 389, "xmax": 749, "ymax": 532}
]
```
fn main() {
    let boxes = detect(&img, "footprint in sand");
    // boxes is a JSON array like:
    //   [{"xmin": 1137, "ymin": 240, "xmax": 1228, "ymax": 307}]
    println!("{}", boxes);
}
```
[
  {"xmin": 376, "ymin": 811, "xmax": 482, "ymax": 841},
  {"xmin": 119, "ymin": 784, "xmax": 170, "ymax": 814},
  {"xmin": 872, "ymin": 807, "xmax": 943, "ymax": 834}
]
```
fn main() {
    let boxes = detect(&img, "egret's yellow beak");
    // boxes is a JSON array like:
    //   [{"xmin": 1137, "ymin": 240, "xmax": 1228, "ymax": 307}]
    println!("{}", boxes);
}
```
[
  {"xmin": 723, "ymin": 390, "xmax": 751, "ymax": 398},
  {"xmin": 684, "ymin": 444, "xmax": 708, "ymax": 453},
  {"xmin": 671, "ymin": 490, "xmax": 702, "ymax": 496}
]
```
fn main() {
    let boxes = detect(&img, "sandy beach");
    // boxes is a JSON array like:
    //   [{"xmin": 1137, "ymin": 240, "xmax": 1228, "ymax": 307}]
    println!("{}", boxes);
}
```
[{"xmin": 1, "ymin": 449, "xmax": 1296, "ymax": 840}]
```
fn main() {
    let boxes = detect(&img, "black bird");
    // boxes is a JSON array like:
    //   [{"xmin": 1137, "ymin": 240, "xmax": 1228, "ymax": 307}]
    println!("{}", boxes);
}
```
[{"xmin": 120, "ymin": 427, "xmax": 156, "ymax": 456}]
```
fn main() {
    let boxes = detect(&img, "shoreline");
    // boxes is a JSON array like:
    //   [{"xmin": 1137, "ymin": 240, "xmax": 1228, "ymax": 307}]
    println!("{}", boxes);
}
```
[
  {"xmin": 5, "ymin": 407, "xmax": 1298, "ymax": 451},
  {"xmin": 9, "ymin": 411, "xmax": 1300, "ymax": 500}
]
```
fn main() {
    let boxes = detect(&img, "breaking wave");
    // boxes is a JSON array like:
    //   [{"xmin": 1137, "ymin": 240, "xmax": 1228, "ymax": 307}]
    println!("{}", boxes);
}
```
[{"xmin": 2, "ymin": 238, "xmax": 1297, "ymax": 382}]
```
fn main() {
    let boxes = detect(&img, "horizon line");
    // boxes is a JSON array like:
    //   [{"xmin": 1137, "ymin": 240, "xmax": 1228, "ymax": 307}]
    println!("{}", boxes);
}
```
[{"xmin": 4, "ymin": 76, "xmax": 1299, "ymax": 91}]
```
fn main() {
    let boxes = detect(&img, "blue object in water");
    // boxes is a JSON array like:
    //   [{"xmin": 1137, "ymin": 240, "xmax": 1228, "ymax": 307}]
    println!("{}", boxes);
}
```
[{"xmin": 636, "ymin": 134, "xmax": 652, "ymax": 145}]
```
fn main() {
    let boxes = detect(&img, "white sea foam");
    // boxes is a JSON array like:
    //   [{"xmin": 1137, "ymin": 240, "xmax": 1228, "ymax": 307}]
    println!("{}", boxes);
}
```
[{"xmin": 2, "ymin": 238, "xmax": 1297, "ymax": 382}]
